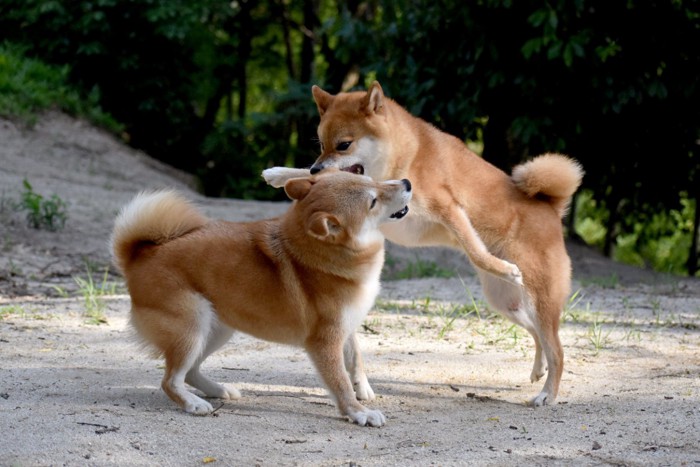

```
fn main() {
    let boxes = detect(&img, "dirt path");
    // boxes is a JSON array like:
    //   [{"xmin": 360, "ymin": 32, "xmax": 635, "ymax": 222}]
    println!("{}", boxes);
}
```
[{"xmin": 1, "ymin": 113, "xmax": 699, "ymax": 466}]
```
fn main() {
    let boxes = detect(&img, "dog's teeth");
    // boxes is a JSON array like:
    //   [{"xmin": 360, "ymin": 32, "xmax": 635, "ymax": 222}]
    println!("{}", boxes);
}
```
[{"xmin": 391, "ymin": 206, "xmax": 409, "ymax": 219}]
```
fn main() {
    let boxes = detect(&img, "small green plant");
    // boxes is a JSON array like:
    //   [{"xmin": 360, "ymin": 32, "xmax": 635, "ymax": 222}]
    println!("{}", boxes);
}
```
[
  {"xmin": 588, "ymin": 314, "xmax": 610, "ymax": 355},
  {"xmin": 459, "ymin": 275, "xmax": 485, "ymax": 320},
  {"xmin": 0, "ymin": 305, "xmax": 26, "ymax": 319},
  {"xmin": 51, "ymin": 285, "xmax": 70, "ymax": 298},
  {"xmin": 20, "ymin": 179, "xmax": 68, "ymax": 231},
  {"xmin": 73, "ymin": 266, "xmax": 118, "ymax": 324}
]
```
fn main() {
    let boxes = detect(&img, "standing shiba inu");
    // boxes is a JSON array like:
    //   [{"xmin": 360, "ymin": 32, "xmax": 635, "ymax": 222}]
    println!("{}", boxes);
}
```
[
  {"xmin": 111, "ymin": 169, "xmax": 412, "ymax": 426},
  {"xmin": 264, "ymin": 82, "xmax": 583, "ymax": 407}
]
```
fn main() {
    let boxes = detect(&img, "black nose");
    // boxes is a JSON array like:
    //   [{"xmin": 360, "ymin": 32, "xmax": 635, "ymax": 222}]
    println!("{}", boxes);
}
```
[
  {"xmin": 402, "ymin": 179, "xmax": 412, "ymax": 191},
  {"xmin": 310, "ymin": 166, "xmax": 321, "ymax": 174}
]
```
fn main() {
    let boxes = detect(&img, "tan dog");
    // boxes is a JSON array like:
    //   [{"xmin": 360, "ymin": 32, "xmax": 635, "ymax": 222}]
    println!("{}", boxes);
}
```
[
  {"xmin": 264, "ymin": 81, "xmax": 583, "ymax": 407},
  {"xmin": 110, "ymin": 169, "xmax": 412, "ymax": 426}
]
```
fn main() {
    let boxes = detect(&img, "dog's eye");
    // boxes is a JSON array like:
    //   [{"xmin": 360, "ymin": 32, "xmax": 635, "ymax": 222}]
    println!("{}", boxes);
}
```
[
  {"xmin": 336, "ymin": 141, "xmax": 352, "ymax": 151},
  {"xmin": 370, "ymin": 198, "xmax": 377, "ymax": 210}
]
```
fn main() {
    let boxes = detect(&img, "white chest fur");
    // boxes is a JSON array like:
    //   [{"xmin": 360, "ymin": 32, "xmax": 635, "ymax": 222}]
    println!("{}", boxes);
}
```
[{"xmin": 341, "ymin": 255, "xmax": 383, "ymax": 336}]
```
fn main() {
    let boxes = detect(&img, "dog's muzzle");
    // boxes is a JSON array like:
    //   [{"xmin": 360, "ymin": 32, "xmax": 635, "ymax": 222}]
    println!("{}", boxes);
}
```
[
  {"xmin": 310, "ymin": 164, "xmax": 364, "ymax": 175},
  {"xmin": 390, "ymin": 179, "xmax": 411, "ymax": 219}
]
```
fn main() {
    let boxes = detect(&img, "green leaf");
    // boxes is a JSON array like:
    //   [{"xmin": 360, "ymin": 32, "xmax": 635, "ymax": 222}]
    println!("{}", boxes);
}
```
[
  {"xmin": 528, "ymin": 9, "xmax": 548, "ymax": 27},
  {"xmin": 521, "ymin": 38, "xmax": 543, "ymax": 59}
]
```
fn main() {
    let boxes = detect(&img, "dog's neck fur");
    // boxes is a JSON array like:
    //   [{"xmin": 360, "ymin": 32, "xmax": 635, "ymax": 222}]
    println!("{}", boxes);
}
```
[
  {"xmin": 275, "ymin": 212, "xmax": 385, "ymax": 283},
  {"xmin": 373, "ymin": 96, "xmax": 469, "ymax": 182}
]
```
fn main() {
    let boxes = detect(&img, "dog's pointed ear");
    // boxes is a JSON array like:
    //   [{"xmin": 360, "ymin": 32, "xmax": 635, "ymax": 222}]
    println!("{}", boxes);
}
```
[
  {"xmin": 363, "ymin": 81, "xmax": 385, "ymax": 115},
  {"xmin": 284, "ymin": 178, "xmax": 313, "ymax": 201},
  {"xmin": 312, "ymin": 85, "xmax": 333, "ymax": 117},
  {"xmin": 307, "ymin": 212, "xmax": 341, "ymax": 241},
  {"xmin": 263, "ymin": 167, "xmax": 312, "ymax": 188}
]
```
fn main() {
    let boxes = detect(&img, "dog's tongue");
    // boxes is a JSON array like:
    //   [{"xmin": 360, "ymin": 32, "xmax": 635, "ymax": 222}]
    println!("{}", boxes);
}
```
[{"xmin": 391, "ymin": 206, "xmax": 409, "ymax": 219}]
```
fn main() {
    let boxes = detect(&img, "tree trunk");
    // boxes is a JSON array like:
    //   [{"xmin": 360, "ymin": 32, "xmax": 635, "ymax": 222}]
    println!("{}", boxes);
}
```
[{"xmin": 603, "ymin": 189, "xmax": 621, "ymax": 258}]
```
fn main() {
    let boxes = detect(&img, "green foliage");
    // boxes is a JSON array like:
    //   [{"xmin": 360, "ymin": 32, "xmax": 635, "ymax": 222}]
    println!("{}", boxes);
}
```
[
  {"xmin": 20, "ymin": 179, "xmax": 68, "ymax": 231},
  {"xmin": 0, "ymin": 42, "xmax": 120, "ymax": 130},
  {"xmin": 616, "ymin": 195, "xmax": 696, "ymax": 274},
  {"xmin": 574, "ymin": 189, "xmax": 608, "ymax": 247},
  {"xmin": 576, "ymin": 188, "xmax": 697, "ymax": 275},
  {"xmin": 0, "ymin": 0, "xmax": 213, "ymax": 171},
  {"xmin": 199, "ymin": 81, "xmax": 319, "ymax": 199},
  {"xmin": 1, "ymin": 1, "xmax": 698, "ymax": 274}
]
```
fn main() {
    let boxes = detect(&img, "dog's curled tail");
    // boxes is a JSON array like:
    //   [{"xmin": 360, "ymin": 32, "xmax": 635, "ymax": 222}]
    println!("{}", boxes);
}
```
[
  {"xmin": 110, "ymin": 190, "xmax": 208, "ymax": 273},
  {"xmin": 512, "ymin": 153, "xmax": 584, "ymax": 218}
]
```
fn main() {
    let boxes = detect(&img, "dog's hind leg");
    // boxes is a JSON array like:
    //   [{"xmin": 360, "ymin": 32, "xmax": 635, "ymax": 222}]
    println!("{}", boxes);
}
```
[
  {"xmin": 185, "ymin": 319, "xmax": 240, "ymax": 401},
  {"xmin": 527, "ymin": 308, "xmax": 564, "ymax": 407},
  {"xmin": 478, "ymin": 271, "xmax": 561, "ymax": 406},
  {"xmin": 343, "ymin": 332, "xmax": 375, "ymax": 401},
  {"xmin": 161, "ymin": 341, "xmax": 214, "ymax": 415},
  {"xmin": 158, "ymin": 295, "xmax": 229, "ymax": 415}
]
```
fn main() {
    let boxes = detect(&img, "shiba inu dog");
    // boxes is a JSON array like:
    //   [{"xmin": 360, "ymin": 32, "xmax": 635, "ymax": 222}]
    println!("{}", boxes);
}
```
[
  {"xmin": 111, "ymin": 169, "xmax": 412, "ymax": 426},
  {"xmin": 264, "ymin": 82, "xmax": 583, "ymax": 407}
]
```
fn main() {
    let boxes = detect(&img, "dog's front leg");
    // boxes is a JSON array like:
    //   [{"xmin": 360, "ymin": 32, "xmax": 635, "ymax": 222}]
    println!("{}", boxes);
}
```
[
  {"xmin": 445, "ymin": 205, "xmax": 523, "ymax": 286},
  {"xmin": 306, "ymin": 334, "xmax": 385, "ymax": 427},
  {"xmin": 343, "ymin": 332, "xmax": 375, "ymax": 401}
]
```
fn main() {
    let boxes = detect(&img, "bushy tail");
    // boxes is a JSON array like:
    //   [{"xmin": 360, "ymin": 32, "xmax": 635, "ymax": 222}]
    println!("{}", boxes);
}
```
[
  {"xmin": 511, "ymin": 153, "xmax": 584, "ymax": 218},
  {"xmin": 110, "ymin": 190, "xmax": 208, "ymax": 273}
]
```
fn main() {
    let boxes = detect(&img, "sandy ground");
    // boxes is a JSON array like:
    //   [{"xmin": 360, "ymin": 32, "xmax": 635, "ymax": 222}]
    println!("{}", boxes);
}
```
[{"xmin": 1, "ymin": 112, "xmax": 699, "ymax": 466}]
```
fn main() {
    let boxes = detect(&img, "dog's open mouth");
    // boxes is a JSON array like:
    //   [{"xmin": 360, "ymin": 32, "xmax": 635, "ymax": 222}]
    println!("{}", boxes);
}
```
[
  {"xmin": 341, "ymin": 164, "xmax": 364, "ymax": 175},
  {"xmin": 391, "ymin": 206, "xmax": 409, "ymax": 219}
]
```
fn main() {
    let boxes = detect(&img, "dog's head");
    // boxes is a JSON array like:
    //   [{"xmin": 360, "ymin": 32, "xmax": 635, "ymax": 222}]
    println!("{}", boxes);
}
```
[
  {"xmin": 281, "ymin": 169, "xmax": 411, "ymax": 247},
  {"xmin": 309, "ymin": 81, "xmax": 392, "ymax": 180}
]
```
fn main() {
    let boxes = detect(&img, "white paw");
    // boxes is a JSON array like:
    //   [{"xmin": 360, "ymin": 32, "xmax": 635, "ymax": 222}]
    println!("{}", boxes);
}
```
[
  {"xmin": 354, "ymin": 380, "xmax": 375, "ymax": 401},
  {"xmin": 349, "ymin": 408, "xmax": 386, "ymax": 427},
  {"xmin": 183, "ymin": 395, "xmax": 214, "ymax": 415},
  {"xmin": 506, "ymin": 262, "xmax": 524, "ymax": 286},
  {"xmin": 218, "ymin": 383, "xmax": 241, "ymax": 400},
  {"xmin": 528, "ymin": 392, "xmax": 550, "ymax": 407},
  {"xmin": 530, "ymin": 368, "xmax": 546, "ymax": 383}
]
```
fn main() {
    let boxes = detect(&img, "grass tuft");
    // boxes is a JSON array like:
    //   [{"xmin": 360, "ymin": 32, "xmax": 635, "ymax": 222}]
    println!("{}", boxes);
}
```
[{"xmin": 73, "ymin": 266, "xmax": 119, "ymax": 325}]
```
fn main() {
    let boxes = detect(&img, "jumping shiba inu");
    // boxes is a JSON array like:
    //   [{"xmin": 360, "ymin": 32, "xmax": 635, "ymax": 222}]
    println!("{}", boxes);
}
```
[{"xmin": 264, "ymin": 82, "xmax": 583, "ymax": 406}]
